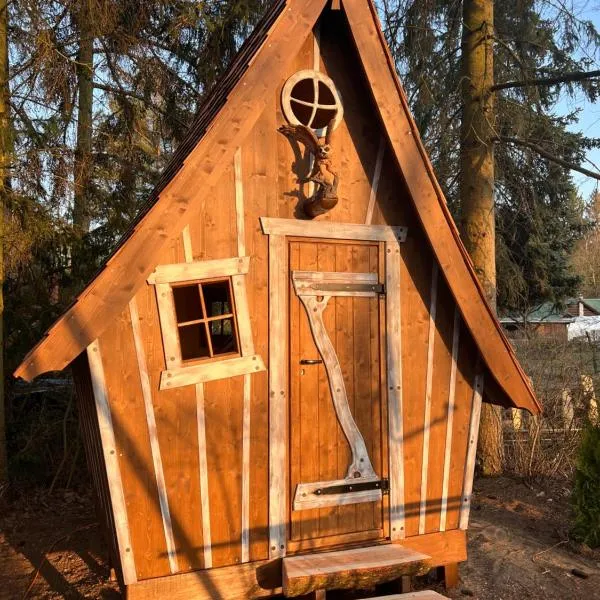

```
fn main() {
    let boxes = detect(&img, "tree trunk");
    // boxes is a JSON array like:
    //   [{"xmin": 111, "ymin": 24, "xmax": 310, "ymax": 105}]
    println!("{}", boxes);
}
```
[
  {"xmin": 0, "ymin": 0, "xmax": 8, "ymax": 482},
  {"xmin": 72, "ymin": 0, "xmax": 94, "ymax": 280},
  {"xmin": 460, "ymin": 0, "xmax": 504, "ymax": 475}
]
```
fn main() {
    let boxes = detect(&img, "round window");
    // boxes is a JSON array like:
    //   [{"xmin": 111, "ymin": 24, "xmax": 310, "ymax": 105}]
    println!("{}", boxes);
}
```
[{"xmin": 281, "ymin": 70, "xmax": 344, "ymax": 131}]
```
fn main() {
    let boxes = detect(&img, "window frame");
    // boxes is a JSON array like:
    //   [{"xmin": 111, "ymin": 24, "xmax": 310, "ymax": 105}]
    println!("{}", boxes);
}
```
[
  {"xmin": 172, "ymin": 277, "xmax": 241, "ymax": 364},
  {"xmin": 148, "ymin": 256, "xmax": 266, "ymax": 389}
]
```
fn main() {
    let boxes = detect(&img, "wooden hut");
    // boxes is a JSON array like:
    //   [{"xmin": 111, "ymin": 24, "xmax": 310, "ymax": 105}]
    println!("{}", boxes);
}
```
[{"xmin": 14, "ymin": 1, "xmax": 541, "ymax": 598}]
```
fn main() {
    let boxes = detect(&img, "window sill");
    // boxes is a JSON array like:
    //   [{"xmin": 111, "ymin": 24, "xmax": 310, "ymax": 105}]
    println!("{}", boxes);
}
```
[{"xmin": 160, "ymin": 354, "xmax": 266, "ymax": 390}]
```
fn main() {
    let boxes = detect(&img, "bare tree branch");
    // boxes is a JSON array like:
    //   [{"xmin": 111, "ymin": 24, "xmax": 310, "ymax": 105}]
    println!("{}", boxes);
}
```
[
  {"xmin": 497, "ymin": 135, "xmax": 600, "ymax": 180},
  {"xmin": 491, "ymin": 69, "xmax": 600, "ymax": 92}
]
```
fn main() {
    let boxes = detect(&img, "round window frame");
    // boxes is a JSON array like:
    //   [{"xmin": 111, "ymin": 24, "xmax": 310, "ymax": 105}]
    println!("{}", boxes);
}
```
[{"xmin": 281, "ymin": 70, "xmax": 344, "ymax": 131}]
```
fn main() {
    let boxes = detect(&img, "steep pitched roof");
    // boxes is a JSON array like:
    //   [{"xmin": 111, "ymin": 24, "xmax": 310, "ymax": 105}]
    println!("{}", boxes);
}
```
[{"xmin": 14, "ymin": 0, "xmax": 540, "ymax": 414}]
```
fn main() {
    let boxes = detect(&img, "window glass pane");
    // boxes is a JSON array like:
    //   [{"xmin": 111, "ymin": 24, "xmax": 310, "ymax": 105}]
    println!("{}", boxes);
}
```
[
  {"xmin": 202, "ymin": 280, "xmax": 232, "ymax": 317},
  {"xmin": 173, "ymin": 285, "xmax": 203, "ymax": 323},
  {"xmin": 211, "ymin": 318, "xmax": 238, "ymax": 355},
  {"xmin": 179, "ymin": 323, "xmax": 210, "ymax": 360}
]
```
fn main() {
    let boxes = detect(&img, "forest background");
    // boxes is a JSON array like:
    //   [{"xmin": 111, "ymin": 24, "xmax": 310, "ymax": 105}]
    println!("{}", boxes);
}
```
[{"xmin": 1, "ymin": 0, "xmax": 600, "ymax": 489}]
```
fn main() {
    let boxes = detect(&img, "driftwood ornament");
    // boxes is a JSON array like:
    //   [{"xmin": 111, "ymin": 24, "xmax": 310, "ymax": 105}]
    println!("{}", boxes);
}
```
[{"xmin": 278, "ymin": 121, "xmax": 339, "ymax": 218}]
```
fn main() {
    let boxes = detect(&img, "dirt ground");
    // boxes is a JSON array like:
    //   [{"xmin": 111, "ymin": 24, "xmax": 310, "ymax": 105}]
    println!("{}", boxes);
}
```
[{"xmin": 1, "ymin": 476, "xmax": 599, "ymax": 599}]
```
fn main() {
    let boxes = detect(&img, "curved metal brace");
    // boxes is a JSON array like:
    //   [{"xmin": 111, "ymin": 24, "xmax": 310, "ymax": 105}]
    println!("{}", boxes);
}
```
[{"xmin": 298, "ymin": 294, "xmax": 377, "ymax": 480}]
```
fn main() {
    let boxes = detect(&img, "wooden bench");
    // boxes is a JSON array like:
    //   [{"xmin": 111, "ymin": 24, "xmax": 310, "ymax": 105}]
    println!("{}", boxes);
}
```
[{"xmin": 282, "ymin": 544, "xmax": 432, "ymax": 597}]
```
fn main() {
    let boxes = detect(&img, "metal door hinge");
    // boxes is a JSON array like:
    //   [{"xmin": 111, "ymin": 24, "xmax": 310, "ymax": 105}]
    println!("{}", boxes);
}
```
[{"xmin": 313, "ymin": 478, "xmax": 389, "ymax": 496}]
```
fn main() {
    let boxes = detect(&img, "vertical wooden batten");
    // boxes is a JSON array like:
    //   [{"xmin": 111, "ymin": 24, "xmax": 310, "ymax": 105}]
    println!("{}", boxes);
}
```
[
  {"xmin": 86, "ymin": 340, "xmax": 137, "ymax": 584},
  {"xmin": 459, "ymin": 371, "xmax": 484, "ymax": 530},
  {"xmin": 235, "ymin": 145, "xmax": 251, "ymax": 563},
  {"xmin": 196, "ymin": 382, "xmax": 213, "ymax": 568},
  {"xmin": 181, "ymin": 220, "xmax": 213, "ymax": 568},
  {"xmin": 439, "ymin": 307, "xmax": 461, "ymax": 532},
  {"xmin": 129, "ymin": 298, "xmax": 179, "ymax": 574},
  {"xmin": 419, "ymin": 263, "xmax": 439, "ymax": 535},
  {"xmin": 386, "ymin": 237, "xmax": 405, "ymax": 540},
  {"xmin": 268, "ymin": 234, "xmax": 288, "ymax": 558},
  {"xmin": 365, "ymin": 136, "xmax": 386, "ymax": 225}
]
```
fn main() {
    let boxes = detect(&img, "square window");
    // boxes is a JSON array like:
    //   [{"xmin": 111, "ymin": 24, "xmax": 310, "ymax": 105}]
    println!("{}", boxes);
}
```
[
  {"xmin": 150, "ymin": 255, "xmax": 266, "ymax": 389},
  {"xmin": 202, "ymin": 280, "xmax": 232, "ymax": 317},
  {"xmin": 211, "ymin": 318, "xmax": 238, "ymax": 355},
  {"xmin": 179, "ymin": 323, "xmax": 210, "ymax": 361},
  {"xmin": 171, "ymin": 278, "xmax": 239, "ymax": 362},
  {"xmin": 173, "ymin": 285, "xmax": 203, "ymax": 323}
]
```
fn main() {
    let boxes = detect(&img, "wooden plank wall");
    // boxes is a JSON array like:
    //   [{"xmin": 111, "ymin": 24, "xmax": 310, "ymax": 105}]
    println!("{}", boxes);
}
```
[{"xmin": 86, "ymin": 12, "xmax": 483, "ymax": 582}]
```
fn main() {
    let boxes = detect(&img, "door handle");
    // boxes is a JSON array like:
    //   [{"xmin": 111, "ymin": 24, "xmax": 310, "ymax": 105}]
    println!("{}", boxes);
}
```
[{"xmin": 300, "ymin": 359, "xmax": 323, "ymax": 365}]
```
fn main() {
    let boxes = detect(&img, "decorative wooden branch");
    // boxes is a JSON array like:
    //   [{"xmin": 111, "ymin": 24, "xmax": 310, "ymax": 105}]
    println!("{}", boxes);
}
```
[{"xmin": 278, "ymin": 121, "xmax": 339, "ymax": 218}]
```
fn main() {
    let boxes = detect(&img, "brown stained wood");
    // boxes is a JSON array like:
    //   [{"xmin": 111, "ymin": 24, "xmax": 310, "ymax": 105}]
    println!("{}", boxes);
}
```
[
  {"xmin": 397, "ymin": 530, "xmax": 467, "ymax": 567},
  {"xmin": 290, "ymin": 240, "xmax": 320, "ymax": 543},
  {"xmin": 424, "ymin": 278, "xmax": 455, "ymax": 534},
  {"xmin": 341, "ymin": 0, "xmax": 539, "ymax": 414},
  {"xmin": 134, "ymin": 283, "xmax": 205, "ymax": 572},
  {"xmin": 204, "ymin": 375, "xmax": 245, "ymax": 567},
  {"xmin": 418, "ymin": 263, "xmax": 438, "ymax": 535},
  {"xmin": 440, "ymin": 563, "xmax": 460, "ymax": 590},
  {"xmin": 87, "ymin": 340, "xmax": 138, "ymax": 583},
  {"xmin": 289, "ymin": 240, "xmax": 384, "ymax": 547},
  {"xmin": 16, "ymin": 0, "xmax": 328, "ymax": 381},
  {"xmin": 316, "ymin": 242, "xmax": 338, "ymax": 539},
  {"xmin": 282, "ymin": 545, "xmax": 431, "ymax": 597},
  {"xmin": 72, "ymin": 353, "xmax": 121, "ymax": 582},
  {"xmin": 125, "ymin": 558, "xmax": 284, "ymax": 600},
  {"xmin": 241, "ymin": 115, "xmax": 271, "ymax": 563},
  {"xmin": 129, "ymin": 298, "xmax": 179, "ymax": 573},
  {"xmin": 400, "ymin": 229, "xmax": 433, "ymax": 539},
  {"xmin": 318, "ymin": 11, "xmax": 382, "ymax": 226},
  {"xmin": 444, "ymin": 327, "xmax": 478, "ymax": 531},
  {"xmin": 459, "ymin": 373, "xmax": 484, "ymax": 530}
]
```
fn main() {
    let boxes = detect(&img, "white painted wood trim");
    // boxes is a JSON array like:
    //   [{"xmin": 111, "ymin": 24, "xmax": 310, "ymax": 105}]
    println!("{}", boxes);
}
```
[
  {"xmin": 160, "ymin": 354, "xmax": 266, "ymax": 390},
  {"xmin": 386, "ymin": 240, "xmax": 405, "ymax": 540},
  {"xmin": 292, "ymin": 270, "xmax": 380, "ymax": 297},
  {"xmin": 241, "ymin": 374, "xmax": 251, "ymax": 563},
  {"xmin": 365, "ymin": 136, "xmax": 386, "ymax": 225},
  {"xmin": 129, "ymin": 299, "xmax": 179, "ymax": 574},
  {"xmin": 260, "ymin": 217, "xmax": 407, "ymax": 243},
  {"xmin": 268, "ymin": 234, "xmax": 287, "ymax": 558},
  {"xmin": 439, "ymin": 307, "xmax": 460, "ymax": 532},
  {"xmin": 86, "ymin": 341, "xmax": 137, "ymax": 584},
  {"xmin": 232, "ymin": 274, "xmax": 255, "ymax": 356},
  {"xmin": 182, "ymin": 226, "xmax": 193, "ymax": 263},
  {"xmin": 155, "ymin": 283, "xmax": 182, "ymax": 369},
  {"xmin": 459, "ymin": 372, "xmax": 484, "ymax": 530},
  {"xmin": 148, "ymin": 256, "xmax": 250, "ymax": 284},
  {"xmin": 293, "ymin": 476, "xmax": 382, "ymax": 511},
  {"xmin": 418, "ymin": 263, "xmax": 439, "ymax": 535},
  {"xmin": 195, "ymin": 383, "xmax": 212, "ymax": 568},
  {"xmin": 234, "ymin": 148, "xmax": 246, "ymax": 258}
]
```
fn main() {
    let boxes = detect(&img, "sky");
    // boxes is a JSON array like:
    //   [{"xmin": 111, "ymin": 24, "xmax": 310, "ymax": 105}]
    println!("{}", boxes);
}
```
[{"xmin": 556, "ymin": 1, "xmax": 600, "ymax": 201}]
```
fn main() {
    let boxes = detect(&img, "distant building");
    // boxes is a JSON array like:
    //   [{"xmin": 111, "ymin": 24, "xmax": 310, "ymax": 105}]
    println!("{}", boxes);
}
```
[{"xmin": 500, "ymin": 298, "xmax": 600, "ymax": 340}]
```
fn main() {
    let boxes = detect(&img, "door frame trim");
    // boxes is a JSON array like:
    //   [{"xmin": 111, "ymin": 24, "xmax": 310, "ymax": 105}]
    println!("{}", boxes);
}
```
[{"xmin": 263, "ymin": 218, "xmax": 408, "ymax": 559}]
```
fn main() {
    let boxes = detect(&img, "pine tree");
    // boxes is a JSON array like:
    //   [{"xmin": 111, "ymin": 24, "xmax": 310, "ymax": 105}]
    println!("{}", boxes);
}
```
[{"xmin": 380, "ymin": 0, "xmax": 600, "ymax": 474}]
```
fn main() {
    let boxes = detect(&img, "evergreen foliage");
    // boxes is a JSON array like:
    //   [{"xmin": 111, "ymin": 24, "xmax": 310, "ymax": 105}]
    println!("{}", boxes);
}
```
[
  {"xmin": 572, "ymin": 423, "xmax": 600, "ymax": 548},
  {"xmin": 378, "ymin": 0, "xmax": 600, "ymax": 314}
]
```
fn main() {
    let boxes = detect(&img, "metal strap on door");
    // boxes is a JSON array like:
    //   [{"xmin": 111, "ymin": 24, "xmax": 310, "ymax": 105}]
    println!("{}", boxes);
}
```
[{"xmin": 291, "ymin": 270, "xmax": 387, "ymax": 510}]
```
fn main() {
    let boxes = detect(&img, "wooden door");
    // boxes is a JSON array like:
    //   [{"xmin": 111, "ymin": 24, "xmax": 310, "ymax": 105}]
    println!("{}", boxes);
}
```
[{"xmin": 288, "ymin": 239, "xmax": 388, "ymax": 552}]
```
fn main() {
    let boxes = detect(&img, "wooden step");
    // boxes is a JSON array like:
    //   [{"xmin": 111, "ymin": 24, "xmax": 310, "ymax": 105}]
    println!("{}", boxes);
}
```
[
  {"xmin": 358, "ymin": 593, "xmax": 450, "ymax": 600},
  {"xmin": 282, "ymin": 545, "xmax": 432, "ymax": 597}
]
